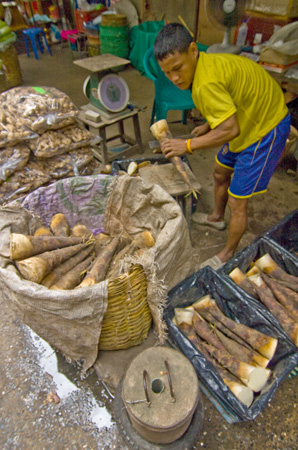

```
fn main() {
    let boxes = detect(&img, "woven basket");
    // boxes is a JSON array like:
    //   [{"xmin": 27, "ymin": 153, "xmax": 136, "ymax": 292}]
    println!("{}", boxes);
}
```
[
  {"xmin": 98, "ymin": 264, "xmax": 152, "ymax": 350},
  {"xmin": 0, "ymin": 45, "xmax": 22, "ymax": 93},
  {"xmin": 101, "ymin": 13, "xmax": 127, "ymax": 27}
]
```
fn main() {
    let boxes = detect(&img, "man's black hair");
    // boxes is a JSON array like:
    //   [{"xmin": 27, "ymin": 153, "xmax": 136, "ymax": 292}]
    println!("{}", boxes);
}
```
[{"xmin": 154, "ymin": 23, "xmax": 194, "ymax": 61}]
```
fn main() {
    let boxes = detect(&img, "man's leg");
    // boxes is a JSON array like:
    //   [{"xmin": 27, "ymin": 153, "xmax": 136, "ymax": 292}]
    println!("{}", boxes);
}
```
[
  {"xmin": 217, "ymin": 195, "xmax": 248, "ymax": 263},
  {"xmin": 207, "ymin": 162, "xmax": 233, "ymax": 223}
]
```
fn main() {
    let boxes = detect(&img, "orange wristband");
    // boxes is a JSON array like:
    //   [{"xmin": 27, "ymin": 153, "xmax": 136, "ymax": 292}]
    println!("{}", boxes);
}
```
[{"xmin": 186, "ymin": 138, "xmax": 193, "ymax": 154}]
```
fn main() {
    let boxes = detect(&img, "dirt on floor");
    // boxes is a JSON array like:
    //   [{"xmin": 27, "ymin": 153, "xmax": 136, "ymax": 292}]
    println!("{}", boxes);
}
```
[{"xmin": 1, "ymin": 46, "xmax": 298, "ymax": 450}]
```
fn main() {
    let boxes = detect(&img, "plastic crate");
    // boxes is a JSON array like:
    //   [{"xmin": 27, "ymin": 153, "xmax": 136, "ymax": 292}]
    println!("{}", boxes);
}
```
[
  {"xmin": 164, "ymin": 265, "xmax": 298, "ymax": 423},
  {"xmin": 74, "ymin": 8, "xmax": 106, "ymax": 33},
  {"xmin": 220, "ymin": 236, "xmax": 298, "ymax": 278}
]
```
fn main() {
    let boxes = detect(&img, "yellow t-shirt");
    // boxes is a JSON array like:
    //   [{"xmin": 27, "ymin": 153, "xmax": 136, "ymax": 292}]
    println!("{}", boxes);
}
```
[{"xmin": 192, "ymin": 53, "xmax": 288, "ymax": 152}]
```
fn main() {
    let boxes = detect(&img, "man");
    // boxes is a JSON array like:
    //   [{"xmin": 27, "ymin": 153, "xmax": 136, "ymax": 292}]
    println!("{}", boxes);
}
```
[{"xmin": 154, "ymin": 23, "xmax": 290, "ymax": 269}]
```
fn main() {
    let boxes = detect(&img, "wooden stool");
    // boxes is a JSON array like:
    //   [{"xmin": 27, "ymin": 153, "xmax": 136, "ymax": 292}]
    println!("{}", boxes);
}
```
[
  {"xmin": 138, "ymin": 161, "xmax": 201, "ymax": 229},
  {"xmin": 78, "ymin": 107, "xmax": 144, "ymax": 164}
]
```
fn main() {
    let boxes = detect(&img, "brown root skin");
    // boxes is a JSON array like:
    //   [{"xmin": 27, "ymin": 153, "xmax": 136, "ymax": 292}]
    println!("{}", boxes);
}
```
[
  {"xmin": 251, "ymin": 281, "xmax": 298, "ymax": 347},
  {"xmin": 192, "ymin": 312, "xmax": 226, "ymax": 350},
  {"xmin": 34, "ymin": 227, "xmax": 53, "ymax": 237},
  {"xmin": 50, "ymin": 213, "xmax": 70, "ymax": 237},
  {"xmin": 202, "ymin": 341, "xmax": 268, "ymax": 392},
  {"xmin": 132, "ymin": 230, "xmax": 155, "ymax": 248},
  {"xmin": 70, "ymin": 224, "xmax": 93, "ymax": 240},
  {"xmin": 229, "ymin": 268, "xmax": 257, "ymax": 297},
  {"xmin": 50, "ymin": 254, "xmax": 95, "ymax": 290},
  {"xmin": 10, "ymin": 234, "xmax": 83, "ymax": 260},
  {"xmin": 94, "ymin": 233, "xmax": 113, "ymax": 246},
  {"xmin": 193, "ymin": 295, "xmax": 278, "ymax": 360},
  {"xmin": 78, "ymin": 235, "xmax": 120, "ymax": 287},
  {"xmin": 197, "ymin": 308, "xmax": 252, "ymax": 351},
  {"xmin": 214, "ymin": 327, "xmax": 270, "ymax": 368},
  {"xmin": 16, "ymin": 242, "xmax": 89, "ymax": 284},
  {"xmin": 177, "ymin": 322, "xmax": 254, "ymax": 407},
  {"xmin": 106, "ymin": 242, "xmax": 137, "ymax": 279},
  {"xmin": 260, "ymin": 272, "xmax": 298, "ymax": 321},
  {"xmin": 41, "ymin": 244, "xmax": 95, "ymax": 288},
  {"xmin": 255, "ymin": 253, "xmax": 298, "ymax": 290}
]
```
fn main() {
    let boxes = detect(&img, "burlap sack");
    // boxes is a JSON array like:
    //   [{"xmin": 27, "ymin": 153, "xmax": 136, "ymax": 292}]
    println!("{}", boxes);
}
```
[{"xmin": 0, "ymin": 174, "xmax": 198, "ymax": 372}]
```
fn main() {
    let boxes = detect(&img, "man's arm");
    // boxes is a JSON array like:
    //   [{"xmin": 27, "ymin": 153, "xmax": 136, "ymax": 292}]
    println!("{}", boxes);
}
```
[{"xmin": 161, "ymin": 114, "xmax": 240, "ymax": 158}]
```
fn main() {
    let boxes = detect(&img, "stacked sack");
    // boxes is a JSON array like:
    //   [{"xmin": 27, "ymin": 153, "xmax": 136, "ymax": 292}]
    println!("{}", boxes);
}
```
[
  {"xmin": 0, "ymin": 19, "xmax": 15, "ymax": 46},
  {"xmin": 0, "ymin": 86, "xmax": 100, "ymax": 204},
  {"xmin": 0, "ymin": 20, "xmax": 22, "ymax": 92}
]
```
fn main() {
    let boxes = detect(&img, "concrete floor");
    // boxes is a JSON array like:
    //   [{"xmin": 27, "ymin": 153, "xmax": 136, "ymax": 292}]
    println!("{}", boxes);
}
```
[{"xmin": 1, "ymin": 44, "xmax": 298, "ymax": 449}]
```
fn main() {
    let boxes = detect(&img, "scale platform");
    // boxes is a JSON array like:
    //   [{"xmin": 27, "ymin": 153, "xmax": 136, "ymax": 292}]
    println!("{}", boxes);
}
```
[{"xmin": 73, "ymin": 53, "xmax": 130, "ymax": 73}]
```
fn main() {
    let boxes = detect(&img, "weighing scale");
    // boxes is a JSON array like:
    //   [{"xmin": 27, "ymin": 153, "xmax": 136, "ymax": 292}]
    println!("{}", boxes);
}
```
[{"xmin": 74, "ymin": 54, "xmax": 131, "ymax": 120}]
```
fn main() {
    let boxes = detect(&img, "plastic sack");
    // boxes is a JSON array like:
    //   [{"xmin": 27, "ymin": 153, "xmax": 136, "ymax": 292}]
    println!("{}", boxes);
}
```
[
  {"xmin": 164, "ymin": 263, "xmax": 298, "ymax": 423},
  {"xmin": 265, "ymin": 22, "xmax": 298, "ymax": 56},
  {"xmin": 0, "ymin": 86, "xmax": 79, "ymax": 134},
  {"xmin": 32, "ymin": 146, "xmax": 95, "ymax": 179},
  {"xmin": 0, "ymin": 31, "xmax": 16, "ymax": 52},
  {"xmin": 61, "ymin": 124, "xmax": 93, "ymax": 149},
  {"xmin": 0, "ymin": 144, "xmax": 30, "ymax": 181},
  {"xmin": 0, "ymin": 109, "xmax": 38, "ymax": 148},
  {"xmin": 0, "ymin": 161, "xmax": 51, "ymax": 205},
  {"xmin": 28, "ymin": 130, "xmax": 72, "ymax": 158},
  {"xmin": 28, "ymin": 124, "xmax": 93, "ymax": 158},
  {"xmin": 263, "ymin": 208, "xmax": 298, "ymax": 254}
]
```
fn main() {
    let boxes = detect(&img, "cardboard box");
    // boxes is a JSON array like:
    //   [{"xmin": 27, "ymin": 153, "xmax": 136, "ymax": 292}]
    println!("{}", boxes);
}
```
[
  {"xmin": 246, "ymin": 0, "xmax": 298, "ymax": 19},
  {"xmin": 259, "ymin": 46, "xmax": 298, "ymax": 66}
]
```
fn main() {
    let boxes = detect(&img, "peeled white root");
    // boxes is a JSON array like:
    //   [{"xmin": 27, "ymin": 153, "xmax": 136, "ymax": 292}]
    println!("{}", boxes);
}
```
[
  {"xmin": 224, "ymin": 380, "xmax": 254, "ymax": 408},
  {"xmin": 238, "ymin": 363, "xmax": 269, "ymax": 393},
  {"xmin": 127, "ymin": 161, "xmax": 138, "ymax": 176},
  {"xmin": 254, "ymin": 253, "xmax": 278, "ymax": 272},
  {"xmin": 174, "ymin": 307, "xmax": 194, "ymax": 326}
]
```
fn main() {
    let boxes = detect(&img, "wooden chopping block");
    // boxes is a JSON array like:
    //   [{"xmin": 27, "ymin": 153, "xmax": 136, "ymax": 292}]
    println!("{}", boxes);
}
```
[{"xmin": 139, "ymin": 162, "xmax": 201, "ymax": 197}]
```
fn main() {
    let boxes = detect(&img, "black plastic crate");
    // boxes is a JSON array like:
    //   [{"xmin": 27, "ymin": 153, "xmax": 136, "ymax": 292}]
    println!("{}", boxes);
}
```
[
  {"xmin": 263, "ymin": 208, "xmax": 298, "ymax": 255},
  {"xmin": 220, "ymin": 236, "xmax": 298, "ymax": 278},
  {"xmin": 110, "ymin": 154, "xmax": 192, "ymax": 174},
  {"xmin": 164, "ymin": 265, "xmax": 298, "ymax": 423}
]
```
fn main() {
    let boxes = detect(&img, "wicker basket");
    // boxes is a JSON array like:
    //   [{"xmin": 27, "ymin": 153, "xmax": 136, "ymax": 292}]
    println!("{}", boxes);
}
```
[
  {"xmin": 0, "ymin": 45, "xmax": 22, "ymax": 93},
  {"xmin": 98, "ymin": 264, "xmax": 152, "ymax": 350}
]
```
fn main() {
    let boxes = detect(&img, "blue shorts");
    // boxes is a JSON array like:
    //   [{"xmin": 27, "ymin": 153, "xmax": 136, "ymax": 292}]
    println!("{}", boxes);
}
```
[{"xmin": 216, "ymin": 114, "xmax": 291, "ymax": 198}]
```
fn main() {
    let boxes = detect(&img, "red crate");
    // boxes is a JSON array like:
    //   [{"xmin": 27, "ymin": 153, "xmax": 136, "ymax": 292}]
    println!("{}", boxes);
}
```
[{"xmin": 74, "ymin": 8, "xmax": 106, "ymax": 33}]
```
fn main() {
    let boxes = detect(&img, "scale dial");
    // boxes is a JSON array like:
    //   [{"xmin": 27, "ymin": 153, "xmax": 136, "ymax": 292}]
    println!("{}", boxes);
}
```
[{"xmin": 97, "ymin": 74, "xmax": 130, "ymax": 112}]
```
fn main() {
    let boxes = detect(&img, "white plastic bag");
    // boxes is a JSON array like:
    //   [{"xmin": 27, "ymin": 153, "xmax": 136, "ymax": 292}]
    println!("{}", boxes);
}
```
[{"xmin": 265, "ymin": 22, "xmax": 298, "ymax": 56}]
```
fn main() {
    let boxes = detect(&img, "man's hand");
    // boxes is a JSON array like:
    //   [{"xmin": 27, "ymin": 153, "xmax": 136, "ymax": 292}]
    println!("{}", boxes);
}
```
[
  {"xmin": 161, "ymin": 138, "xmax": 187, "ymax": 158},
  {"xmin": 192, "ymin": 122, "xmax": 210, "ymax": 137}
]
